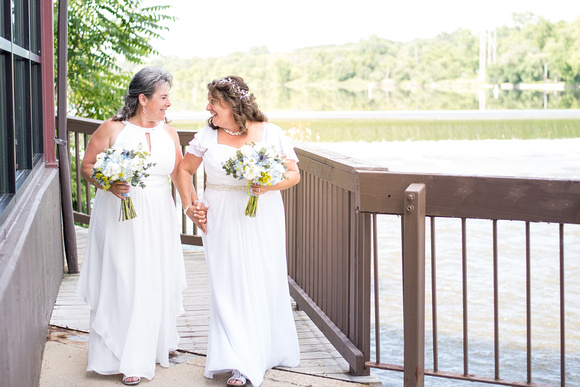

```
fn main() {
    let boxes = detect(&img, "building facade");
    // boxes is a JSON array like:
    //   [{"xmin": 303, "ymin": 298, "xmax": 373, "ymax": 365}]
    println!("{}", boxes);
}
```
[{"xmin": 0, "ymin": 1, "xmax": 66, "ymax": 386}]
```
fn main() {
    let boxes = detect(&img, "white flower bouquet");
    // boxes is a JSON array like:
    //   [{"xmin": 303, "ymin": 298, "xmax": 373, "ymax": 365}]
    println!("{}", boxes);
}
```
[
  {"xmin": 222, "ymin": 142, "xmax": 288, "ymax": 217},
  {"xmin": 91, "ymin": 146, "xmax": 156, "ymax": 221}
]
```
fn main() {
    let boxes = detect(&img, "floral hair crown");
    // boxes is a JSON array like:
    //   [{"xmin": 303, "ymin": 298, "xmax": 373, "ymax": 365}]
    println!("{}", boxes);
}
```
[{"xmin": 218, "ymin": 77, "xmax": 250, "ymax": 101}]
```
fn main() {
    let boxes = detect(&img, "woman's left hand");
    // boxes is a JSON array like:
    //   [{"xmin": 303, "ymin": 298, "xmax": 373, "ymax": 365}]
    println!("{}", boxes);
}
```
[{"xmin": 250, "ymin": 185, "xmax": 269, "ymax": 196}]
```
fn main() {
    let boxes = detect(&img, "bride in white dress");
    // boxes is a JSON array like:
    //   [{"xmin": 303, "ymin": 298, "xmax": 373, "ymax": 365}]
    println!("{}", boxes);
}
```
[
  {"xmin": 77, "ymin": 67, "xmax": 187, "ymax": 386},
  {"xmin": 177, "ymin": 76, "xmax": 301, "ymax": 387}
]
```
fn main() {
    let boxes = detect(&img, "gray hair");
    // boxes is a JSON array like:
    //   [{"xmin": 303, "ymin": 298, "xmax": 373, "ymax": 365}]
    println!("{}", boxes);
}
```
[{"xmin": 113, "ymin": 66, "xmax": 173, "ymax": 121}]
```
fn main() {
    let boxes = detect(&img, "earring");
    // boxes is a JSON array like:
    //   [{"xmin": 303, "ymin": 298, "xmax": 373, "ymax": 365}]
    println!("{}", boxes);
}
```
[{"xmin": 142, "ymin": 106, "xmax": 146, "ymax": 114}]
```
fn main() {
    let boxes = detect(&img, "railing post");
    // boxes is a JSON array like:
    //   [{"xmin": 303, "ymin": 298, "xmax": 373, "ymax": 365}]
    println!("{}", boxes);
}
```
[
  {"xmin": 403, "ymin": 183, "xmax": 426, "ymax": 387},
  {"xmin": 56, "ymin": 0, "xmax": 79, "ymax": 274}
]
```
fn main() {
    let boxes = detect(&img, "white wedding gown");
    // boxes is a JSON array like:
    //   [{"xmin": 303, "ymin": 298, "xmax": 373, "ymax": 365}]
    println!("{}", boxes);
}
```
[
  {"xmin": 188, "ymin": 123, "xmax": 300, "ymax": 386},
  {"xmin": 77, "ymin": 120, "xmax": 186, "ymax": 381}
]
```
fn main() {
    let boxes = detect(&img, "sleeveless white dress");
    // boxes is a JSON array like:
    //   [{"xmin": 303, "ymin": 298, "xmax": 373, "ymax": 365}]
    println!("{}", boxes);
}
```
[
  {"xmin": 76, "ymin": 120, "xmax": 186, "ymax": 381},
  {"xmin": 187, "ymin": 123, "xmax": 300, "ymax": 387}
]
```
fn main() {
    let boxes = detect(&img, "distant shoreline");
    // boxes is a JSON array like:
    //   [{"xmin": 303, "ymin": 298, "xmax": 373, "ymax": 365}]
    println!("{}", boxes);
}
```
[{"xmin": 168, "ymin": 109, "xmax": 580, "ymax": 121}]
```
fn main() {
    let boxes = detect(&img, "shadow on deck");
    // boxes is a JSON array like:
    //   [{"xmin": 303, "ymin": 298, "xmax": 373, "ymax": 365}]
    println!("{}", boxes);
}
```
[{"xmin": 41, "ymin": 226, "xmax": 381, "ymax": 386}]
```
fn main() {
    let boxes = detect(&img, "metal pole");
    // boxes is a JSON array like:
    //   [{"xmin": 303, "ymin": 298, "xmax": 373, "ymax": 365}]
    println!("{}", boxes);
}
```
[
  {"xmin": 372, "ymin": 213, "xmax": 380, "ymax": 363},
  {"xmin": 56, "ymin": 0, "xmax": 78, "ymax": 273},
  {"xmin": 403, "ymin": 183, "xmax": 426, "ymax": 387}
]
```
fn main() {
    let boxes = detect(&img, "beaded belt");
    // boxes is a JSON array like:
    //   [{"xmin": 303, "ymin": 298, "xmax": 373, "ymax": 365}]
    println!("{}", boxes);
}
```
[{"xmin": 206, "ymin": 183, "xmax": 246, "ymax": 191}]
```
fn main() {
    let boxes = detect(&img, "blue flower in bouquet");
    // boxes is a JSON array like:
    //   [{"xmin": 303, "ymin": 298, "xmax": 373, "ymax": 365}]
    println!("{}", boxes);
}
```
[
  {"xmin": 91, "ymin": 145, "xmax": 156, "ymax": 221},
  {"xmin": 222, "ymin": 142, "xmax": 288, "ymax": 217}
]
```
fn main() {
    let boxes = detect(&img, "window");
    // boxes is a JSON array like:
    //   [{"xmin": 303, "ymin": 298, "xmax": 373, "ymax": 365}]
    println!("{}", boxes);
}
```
[
  {"xmin": 0, "ymin": 52, "xmax": 11, "ymax": 198},
  {"xmin": 31, "ymin": 63, "xmax": 43, "ymax": 157},
  {"xmin": 0, "ymin": 0, "xmax": 9, "ymax": 39},
  {"xmin": 0, "ymin": 0, "xmax": 44, "ymax": 218},
  {"xmin": 12, "ymin": 0, "xmax": 28, "ymax": 49}
]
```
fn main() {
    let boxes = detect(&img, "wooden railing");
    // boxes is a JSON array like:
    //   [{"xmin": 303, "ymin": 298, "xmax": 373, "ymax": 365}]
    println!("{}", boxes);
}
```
[
  {"xmin": 284, "ymin": 146, "xmax": 579, "ymax": 386},
  {"xmin": 282, "ymin": 145, "xmax": 379, "ymax": 375},
  {"xmin": 357, "ymin": 171, "xmax": 579, "ymax": 386},
  {"xmin": 68, "ymin": 116, "xmax": 579, "ymax": 386}
]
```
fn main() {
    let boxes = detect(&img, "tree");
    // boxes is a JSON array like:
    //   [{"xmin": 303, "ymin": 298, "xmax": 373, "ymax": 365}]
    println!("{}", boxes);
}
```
[
  {"xmin": 58, "ymin": 0, "xmax": 175, "ymax": 120},
  {"xmin": 544, "ymin": 18, "xmax": 580, "ymax": 84}
]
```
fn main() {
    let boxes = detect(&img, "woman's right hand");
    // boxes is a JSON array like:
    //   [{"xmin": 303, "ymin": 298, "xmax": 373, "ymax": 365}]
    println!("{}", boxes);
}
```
[
  {"xmin": 110, "ymin": 181, "xmax": 130, "ymax": 200},
  {"xmin": 185, "ymin": 201, "xmax": 209, "ymax": 234}
]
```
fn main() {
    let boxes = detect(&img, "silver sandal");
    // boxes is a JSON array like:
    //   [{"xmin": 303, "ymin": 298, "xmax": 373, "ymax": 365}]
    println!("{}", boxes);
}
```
[
  {"xmin": 122, "ymin": 375, "xmax": 141, "ymax": 385},
  {"xmin": 226, "ymin": 370, "xmax": 247, "ymax": 387}
]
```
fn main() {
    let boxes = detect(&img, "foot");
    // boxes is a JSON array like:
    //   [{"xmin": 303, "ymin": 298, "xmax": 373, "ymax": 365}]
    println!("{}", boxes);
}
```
[
  {"xmin": 122, "ymin": 375, "xmax": 141, "ymax": 385},
  {"xmin": 226, "ymin": 370, "xmax": 247, "ymax": 386}
]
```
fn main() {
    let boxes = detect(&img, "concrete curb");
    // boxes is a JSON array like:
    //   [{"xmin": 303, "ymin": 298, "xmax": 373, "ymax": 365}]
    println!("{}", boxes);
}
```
[{"xmin": 40, "ymin": 327, "xmax": 370, "ymax": 387}]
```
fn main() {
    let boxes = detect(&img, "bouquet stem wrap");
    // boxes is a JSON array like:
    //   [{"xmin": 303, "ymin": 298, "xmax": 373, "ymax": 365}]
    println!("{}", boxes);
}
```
[
  {"xmin": 120, "ymin": 192, "xmax": 137, "ymax": 221},
  {"xmin": 245, "ymin": 191, "xmax": 259, "ymax": 217}
]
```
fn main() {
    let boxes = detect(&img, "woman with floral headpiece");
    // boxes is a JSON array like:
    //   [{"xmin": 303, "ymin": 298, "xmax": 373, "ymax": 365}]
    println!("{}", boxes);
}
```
[{"xmin": 176, "ymin": 75, "xmax": 300, "ymax": 386}]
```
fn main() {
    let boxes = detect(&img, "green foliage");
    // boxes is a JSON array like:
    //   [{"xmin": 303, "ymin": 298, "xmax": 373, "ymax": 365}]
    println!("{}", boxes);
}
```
[
  {"xmin": 58, "ymin": 0, "xmax": 175, "ymax": 120},
  {"xmin": 543, "ymin": 18, "xmax": 580, "ymax": 83},
  {"xmin": 488, "ymin": 14, "xmax": 580, "ymax": 85}
]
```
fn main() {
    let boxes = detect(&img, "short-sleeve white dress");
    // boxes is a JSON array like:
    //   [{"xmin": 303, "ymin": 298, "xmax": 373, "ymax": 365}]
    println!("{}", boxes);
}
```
[
  {"xmin": 76, "ymin": 120, "xmax": 187, "ymax": 381},
  {"xmin": 187, "ymin": 123, "xmax": 300, "ymax": 386}
]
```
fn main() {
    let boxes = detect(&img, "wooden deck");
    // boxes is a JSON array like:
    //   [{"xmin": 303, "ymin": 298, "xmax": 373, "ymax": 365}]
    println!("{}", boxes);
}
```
[{"xmin": 49, "ymin": 227, "xmax": 380, "ymax": 385}]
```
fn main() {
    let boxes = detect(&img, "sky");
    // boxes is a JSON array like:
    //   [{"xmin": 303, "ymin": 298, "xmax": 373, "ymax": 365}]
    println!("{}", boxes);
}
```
[{"xmin": 143, "ymin": 0, "xmax": 580, "ymax": 59}]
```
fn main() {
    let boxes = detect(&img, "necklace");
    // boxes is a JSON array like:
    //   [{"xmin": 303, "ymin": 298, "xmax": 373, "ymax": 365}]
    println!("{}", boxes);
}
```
[{"xmin": 222, "ymin": 127, "xmax": 242, "ymax": 136}]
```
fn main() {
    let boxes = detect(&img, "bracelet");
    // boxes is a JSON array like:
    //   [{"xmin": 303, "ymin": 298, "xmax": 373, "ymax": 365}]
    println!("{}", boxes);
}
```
[{"xmin": 183, "ymin": 200, "xmax": 200, "ymax": 215}]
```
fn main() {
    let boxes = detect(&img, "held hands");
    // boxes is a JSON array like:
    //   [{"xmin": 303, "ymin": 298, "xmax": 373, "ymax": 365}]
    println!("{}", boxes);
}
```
[{"xmin": 184, "ymin": 200, "xmax": 208, "ymax": 234}]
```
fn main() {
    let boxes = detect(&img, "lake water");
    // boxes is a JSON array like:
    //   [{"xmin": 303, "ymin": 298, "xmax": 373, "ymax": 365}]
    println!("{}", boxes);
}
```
[
  {"xmin": 309, "ymin": 138, "xmax": 580, "ymax": 386},
  {"xmin": 172, "ymin": 85, "xmax": 580, "ymax": 113}
]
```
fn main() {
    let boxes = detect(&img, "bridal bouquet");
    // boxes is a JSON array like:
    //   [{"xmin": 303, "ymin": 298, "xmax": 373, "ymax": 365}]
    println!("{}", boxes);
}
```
[
  {"xmin": 91, "ymin": 145, "xmax": 156, "ymax": 221},
  {"xmin": 222, "ymin": 142, "xmax": 288, "ymax": 217}
]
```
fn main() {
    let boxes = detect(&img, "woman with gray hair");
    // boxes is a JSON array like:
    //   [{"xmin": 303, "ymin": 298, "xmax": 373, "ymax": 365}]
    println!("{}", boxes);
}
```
[{"xmin": 77, "ymin": 67, "xmax": 192, "ymax": 385}]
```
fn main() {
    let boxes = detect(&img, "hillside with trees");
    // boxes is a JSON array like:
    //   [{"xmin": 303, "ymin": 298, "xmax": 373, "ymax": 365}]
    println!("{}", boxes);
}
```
[
  {"xmin": 147, "ymin": 12, "xmax": 579, "ymax": 111},
  {"xmin": 65, "ymin": 2, "xmax": 579, "ymax": 118}
]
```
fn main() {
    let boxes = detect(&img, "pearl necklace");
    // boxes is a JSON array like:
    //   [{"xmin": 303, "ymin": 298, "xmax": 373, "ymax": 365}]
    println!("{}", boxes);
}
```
[{"xmin": 222, "ymin": 127, "xmax": 242, "ymax": 136}]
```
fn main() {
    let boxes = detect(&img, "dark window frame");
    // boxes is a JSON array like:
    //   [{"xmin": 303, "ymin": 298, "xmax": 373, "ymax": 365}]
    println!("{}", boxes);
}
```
[{"xmin": 0, "ymin": 0, "xmax": 45, "ymax": 223}]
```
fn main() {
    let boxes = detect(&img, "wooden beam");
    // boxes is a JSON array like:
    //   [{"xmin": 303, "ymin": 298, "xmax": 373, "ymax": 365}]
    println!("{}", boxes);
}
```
[{"xmin": 356, "ymin": 170, "xmax": 580, "ymax": 224}]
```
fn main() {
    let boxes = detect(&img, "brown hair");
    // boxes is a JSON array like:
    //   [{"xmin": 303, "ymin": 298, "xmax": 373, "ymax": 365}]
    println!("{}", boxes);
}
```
[{"xmin": 207, "ymin": 76, "xmax": 267, "ymax": 135}]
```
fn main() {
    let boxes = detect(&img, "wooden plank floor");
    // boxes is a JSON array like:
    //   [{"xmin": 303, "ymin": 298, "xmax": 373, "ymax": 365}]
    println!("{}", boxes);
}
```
[{"xmin": 50, "ymin": 227, "xmax": 380, "ymax": 385}]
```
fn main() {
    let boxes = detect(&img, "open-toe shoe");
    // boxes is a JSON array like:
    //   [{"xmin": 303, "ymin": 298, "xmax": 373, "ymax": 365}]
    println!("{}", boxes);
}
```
[
  {"xmin": 122, "ymin": 375, "xmax": 141, "ymax": 385},
  {"xmin": 226, "ymin": 370, "xmax": 247, "ymax": 387}
]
